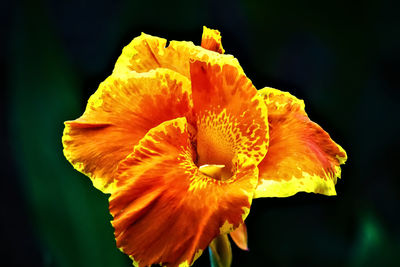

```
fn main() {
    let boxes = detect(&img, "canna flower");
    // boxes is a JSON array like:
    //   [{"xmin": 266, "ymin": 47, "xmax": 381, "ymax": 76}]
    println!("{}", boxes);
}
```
[{"xmin": 62, "ymin": 27, "xmax": 347, "ymax": 267}]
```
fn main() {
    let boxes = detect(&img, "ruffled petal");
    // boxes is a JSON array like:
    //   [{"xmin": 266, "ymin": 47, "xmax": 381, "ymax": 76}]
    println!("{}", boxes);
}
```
[
  {"xmin": 62, "ymin": 69, "xmax": 191, "ymax": 193},
  {"xmin": 109, "ymin": 117, "xmax": 258, "ymax": 267},
  {"xmin": 190, "ymin": 58, "xmax": 269, "ymax": 176},
  {"xmin": 254, "ymin": 88, "xmax": 347, "ymax": 198},
  {"xmin": 201, "ymin": 26, "xmax": 225, "ymax": 54},
  {"xmin": 113, "ymin": 31, "xmax": 237, "ymax": 78}
]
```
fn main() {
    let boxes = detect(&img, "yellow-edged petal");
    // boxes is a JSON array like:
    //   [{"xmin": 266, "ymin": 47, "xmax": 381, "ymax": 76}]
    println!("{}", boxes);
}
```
[
  {"xmin": 109, "ymin": 117, "xmax": 258, "ymax": 267},
  {"xmin": 201, "ymin": 26, "xmax": 225, "ymax": 54},
  {"xmin": 62, "ymin": 69, "xmax": 191, "ymax": 193},
  {"xmin": 254, "ymin": 87, "xmax": 347, "ymax": 198},
  {"xmin": 113, "ymin": 32, "xmax": 237, "ymax": 78}
]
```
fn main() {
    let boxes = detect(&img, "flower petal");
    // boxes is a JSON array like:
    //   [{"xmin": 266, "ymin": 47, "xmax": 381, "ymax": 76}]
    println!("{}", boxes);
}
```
[
  {"xmin": 109, "ymin": 117, "xmax": 258, "ymax": 267},
  {"xmin": 229, "ymin": 223, "xmax": 248, "ymax": 251},
  {"xmin": 113, "ymin": 31, "xmax": 237, "ymax": 78},
  {"xmin": 254, "ymin": 88, "xmax": 347, "ymax": 198},
  {"xmin": 62, "ymin": 69, "xmax": 191, "ymax": 193},
  {"xmin": 190, "ymin": 58, "xmax": 269, "ymax": 174},
  {"xmin": 201, "ymin": 26, "xmax": 225, "ymax": 54}
]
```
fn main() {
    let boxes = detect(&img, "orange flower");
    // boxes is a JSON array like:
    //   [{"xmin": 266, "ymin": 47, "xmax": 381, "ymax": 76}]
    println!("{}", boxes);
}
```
[{"xmin": 62, "ymin": 26, "xmax": 347, "ymax": 267}]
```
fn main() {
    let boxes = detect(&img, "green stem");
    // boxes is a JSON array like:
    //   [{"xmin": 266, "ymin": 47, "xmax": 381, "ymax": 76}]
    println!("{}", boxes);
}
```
[{"xmin": 208, "ymin": 234, "xmax": 232, "ymax": 267}]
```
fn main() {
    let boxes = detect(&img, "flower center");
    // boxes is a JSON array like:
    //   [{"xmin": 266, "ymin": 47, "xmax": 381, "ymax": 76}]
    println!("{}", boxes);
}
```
[{"xmin": 195, "ymin": 121, "xmax": 235, "ymax": 180}]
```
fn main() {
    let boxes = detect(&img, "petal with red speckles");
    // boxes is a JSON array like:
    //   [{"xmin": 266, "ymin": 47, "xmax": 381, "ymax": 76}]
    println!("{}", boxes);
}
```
[
  {"xmin": 110, "ymin": 117, "xmax": 258, "ymax": 267},
  {"xmin": 190, "ymin": 58, "xmax": 269, "ymax": 179}
]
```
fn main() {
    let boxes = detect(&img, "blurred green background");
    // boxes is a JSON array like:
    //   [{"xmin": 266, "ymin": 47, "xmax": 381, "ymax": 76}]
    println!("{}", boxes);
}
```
[{"xmin": 3, "ymin": 0, "xmax": 399, "ymax": 266}]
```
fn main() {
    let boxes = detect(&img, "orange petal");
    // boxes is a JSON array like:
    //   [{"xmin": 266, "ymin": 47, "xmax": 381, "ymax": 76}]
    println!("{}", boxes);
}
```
[
  {"xmin": 201, "ymin": 26, "xmax": 225, "ymax": 54},
  {"xmin": 113, "ymin": 33, "xmax": 222, "ymax": 77},
  {"xmin": 229, "ymin": 223, "xmax": 248, "ymax": 251},
  {"xmin": 190, "ymin": 58, "xmax": 269, "ymax": 176},
  {"xmin": 62, "ymin": 69, "xmax": 191, "ymax": 193},
  {"xmin": 109, "ymin": 117, "xmax": 258, "ymax": 267},
  {"xmin": 254, "ymin": 88, "xmax": 347, "ymax": 198}
]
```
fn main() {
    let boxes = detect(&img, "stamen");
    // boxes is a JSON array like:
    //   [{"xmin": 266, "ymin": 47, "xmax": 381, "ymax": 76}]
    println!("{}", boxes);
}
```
[{"xmin": 199, "ymin": 164, "xmax": 230, "ymax": 180}]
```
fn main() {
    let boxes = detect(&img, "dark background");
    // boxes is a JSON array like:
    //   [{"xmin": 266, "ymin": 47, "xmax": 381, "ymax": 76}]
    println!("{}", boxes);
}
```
[{"xmin": 2, "ymin": 0, "xmax": 399, "ymax": 266}]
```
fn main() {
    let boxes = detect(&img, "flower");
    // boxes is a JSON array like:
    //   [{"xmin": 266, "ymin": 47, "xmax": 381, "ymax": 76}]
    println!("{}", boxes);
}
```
[{"xmin": 62, "ymin": 26, "xmax": 347, "ymax": 267}]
